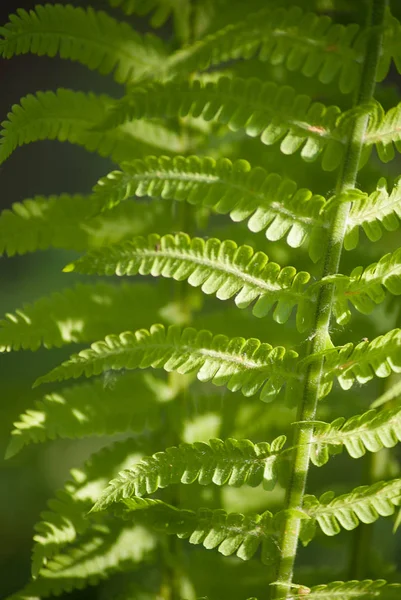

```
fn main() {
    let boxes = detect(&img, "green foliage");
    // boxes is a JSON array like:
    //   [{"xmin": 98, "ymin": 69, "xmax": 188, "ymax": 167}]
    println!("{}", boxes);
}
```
[
  {"xmin": 64, "ymin": 232, "xmax": 313, "ymax": 331},
  {"xmin": 3, "ymin": 1, "xmax": 401, "ymax": 600},
  {"xmin": 34, "ymin": 323, "xmax": 299, "ymax": 403},
  {"xmin": 92, "ymin": 436, "xmax": 286, "ymax": 512}
]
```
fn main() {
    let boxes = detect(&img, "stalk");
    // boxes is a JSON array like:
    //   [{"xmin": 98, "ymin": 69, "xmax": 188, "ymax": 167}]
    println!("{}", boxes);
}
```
[{"xmin": 272, "ymin": 1, "xmax": 387, "ymax": 597}]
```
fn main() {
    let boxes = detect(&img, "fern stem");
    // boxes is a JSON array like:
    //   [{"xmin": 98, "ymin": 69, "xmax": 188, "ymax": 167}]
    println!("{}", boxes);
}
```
[{"xmin": 272, "ymin": 1, "xmax": 387, "ymax": 597}]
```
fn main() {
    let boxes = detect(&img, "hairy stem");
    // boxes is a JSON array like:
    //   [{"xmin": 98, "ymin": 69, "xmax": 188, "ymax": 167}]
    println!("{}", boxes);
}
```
[{"xmin": 272, "ymin": 1, "xmax": 387, "ymax": 597}]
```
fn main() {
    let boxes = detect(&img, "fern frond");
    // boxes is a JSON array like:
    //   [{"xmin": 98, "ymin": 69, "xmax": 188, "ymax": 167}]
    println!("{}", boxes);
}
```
[
  {"xmin": 321, "ymin": 329, "xmax": 401, "ymax": 396},
  {"xmin": 302, "ymin": 479, "xmax": 401, "ymax": 539},
  {"xmin": 344, "ymin": 177, "xmax": 401, "ymax": 250},
  {"xmin": 0, "ymin": 282, "xmax": 165, "ymax": 352},
  {"xmin": 0, "ymin": 89, "xmax": 193, "ymax": 166},
  {"xmin": 371, "ymin": 378, "xmax": 401, "ymax": 408},
  {"xmin": 362, "ymin": 101, "xmax": 401, "ymax": 164},
  {"xmin": 333, "ymin": 247, "xmax": 401, "ymax": 324},
  {"xmin": 158, "ymin": 6, "xmax": 363, "ymax": 94},
  {"xmin": 100, "ymin": 77, "xmax": 345, "ymax": 170},
  {"xmin": 311, "ymin": 405, "xmax": 401, "ymax": 466},
  {"xmin": 116, "ymin": 497, "xmax": 279, "ymax": 565},
  {"xmin": 0, "ymin": 194, "xmax": 174, "ymax": 257},
  {"xmin": 92, "ymin": 436, "xmax": 286, "ymax": 513},
  {"xmin": 282, "ymin": 580, "xmax": 401, "ymax": 600},
  {"xmin": 31, "ymin": 438, "xmax": 150, "ymax": 577},
  {"xmin": 0, "ymin": 5, "xmax": 166, "ymax": 83},
  {"xmin": 64, "ymin": 233, "xmax": 313, "ymax": 331},
  {"xmin": 91, "ymin": 155, "xmax": 327, "ymax": 259},
  {"xmin": 34, "ymin": 323, "xmax": 299, "ymax": 402},
  {"xmin": 14, "ymin": 524, "xmax": 156, "ymax": 599},
  {"xmin": 5, "ymin": 372, "xmax": 162, "ymax": 459}
]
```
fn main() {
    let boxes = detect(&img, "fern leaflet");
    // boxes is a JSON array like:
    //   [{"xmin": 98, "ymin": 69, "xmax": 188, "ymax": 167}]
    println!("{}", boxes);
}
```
[
  {"xmin": 311, "ymin": 405, "xmax": 401, "ymax": 466},
  {"xmin": 5, "ymin": 372, "xmax": 163, "ymax": 459},
  {"xmin": 64, "ymin": 232, "xmax": 313, "ymax": 331},
  {"xmin": 280, "ymin": 580, "xmax": 401, "ymax": 600},
  {"xmin": 91, "ymin": 155, "xmax": 327, "ymax": 260},
  {"xmin": 333, "ymin": 247, "xmax": 401, "ymax": 324},
  {"xmin": 302, "ymin": 479, "xmax": 401, "ymax": 540},
  {"xmin": 34, "ymin": 323, "xmax": 300, "ymax": 402},
  {"xmin": 99, "ymin": 77, "xmax": 345, "ymax": 170},
  {"xmin": 115, "ymin": 497, "xmax": 279, "ymax": 565},
  {"xmin": 92, "ymin": 436, "xmax": 286, "ymax": 512},
  {"xmin": 0, "ymin": 282, "xmax": 166, "ymax": 352},
  {"xmin": 0, "ymin": 90, "xmax": 195, "ymax": 166},
  {"xmin": 0, "ymin": 5, "xmax": 166, "ymax": 83},
  {"xmin": 344, "ymin": 177, "xmax": 401, "ymax": 250}
]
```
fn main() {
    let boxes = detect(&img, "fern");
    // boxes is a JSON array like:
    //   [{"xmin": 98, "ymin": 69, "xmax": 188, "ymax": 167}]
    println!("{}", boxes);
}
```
[
  {"xmin": 302, "ymin": 478, "xmax": 401, "ymax": 540},
  {"xmin": 90, "ymin": 155, "xmax": 327, "ymax": 260},
  {"xmin": 311, "ymin": 405, "xmax": 401, "ymax": 466},
  {"xmin": 0, "ymin": 90, "xmax": 195, "ymax": 165},
  {"xmin": 34, "ymin": 323, "xmax": 299, "ymax": 402},
  {"xmin": 0, "ymin": 282, "xmax": 166, "ymax": 351},
  {"xmin": 116, "ymin": 497, "xmax": 279, "ymax": 565},
  {"xmin": 64, "ymin": 232, "xmax": 313, "ymax": 331},
  {"xmin": 344, "ymin": 177, "xmax": 401, "ymax": 250},
  {"xmin": 0, "ymin": 4, "xmax": 167, "ymax": 83},
  {"xmin": 98, "ymin": 77, "xmax": 346, "ymax": 170},
  {"xmin": 333, "ymin": 246, "xmax": 401, "ymax": 324},
  {"xmin": 0, "ymin": 195, "xmax": 173, "ymax": 256},
  {"xmin": 281, "ymin": 580, "xmax": 401, "ymax": 600},
  {"xmin": 5, "ymin": 372, "xmax": 163, "ymax": 459},
  {"xmin": 92, "ymin": 436, "xmax": 286, "ymax": 512}
]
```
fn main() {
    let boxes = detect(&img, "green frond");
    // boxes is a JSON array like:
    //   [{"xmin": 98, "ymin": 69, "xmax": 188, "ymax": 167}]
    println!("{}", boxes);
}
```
[
  {"xmin": 362, "ymin": 101, "xmax": 401, "ymax": 164},
  {"xmin": 160, "ymin": 6, "xmax": 363, "ymax": 94},
  {"xmin": 116, "ymin": 497, "xmax": 279, "ymax": 565},
  {"xmin": 281, "ymin": 580, "xmax": 401, "ymax": 600},
  {"xmin": 0, "ymin": 194, "xmax": 174, "ymax": 257},
  {"xmin": 371, "ymin": 378, "xmax": 401, "ymax": 408},
  {"xmin": 12, "ymin": 524, "xmax": 156, "ymax": 599},
  {"xmin": 64, "ymin": 232, "xmax": 313, "ymax": 331},
  {"xmin": 344, "ymin": 177, "xmax": 401, "ymax": 250},
  {"xmin": 321, "ymin": 329, "xmax": 401, "ymax": 397},
  {"xmin": 311, "ymin": 405, "xmax": 401, "ymax": 466},
  {"xmin": 0, "ymin": 282, "xmax": 165, "ymax": 352},
  {"xmin": 333, "ymin": 247, "xmax": 401, "ymax": 324},
  {"xmin": 0, "ymin": 89, "xmax": 194, "ymax": 166},
  {"xmin": 302, "ymin": 479, "xmax": 401, "ymax": 541},
  {"xmin": 91, "ymin": 155, "xmax": 327, "ymax": 260},
  {"xmin": 34, "ymin": 323, "xmax": 299, "ymax": 402},
  {"xmin": 0, "ymin": 5, "xmax": 166, "ymax": 83},
  {"xmin": 31, "ymin": 437, "xmax": 151, "ymax": 577},
  {"xmin": 5, "ymin": 372, "xmax": 163, "ymax": 459},
  {"xmin": 99, "ymin": 77, "xmax": 345, "ymax": 170},
  {"xmin": 92, "ymin": 436, "xmax": 286, "ymax": 513}
]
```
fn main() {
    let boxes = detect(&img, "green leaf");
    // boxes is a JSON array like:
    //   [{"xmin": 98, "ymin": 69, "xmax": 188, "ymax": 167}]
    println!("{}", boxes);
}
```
[
  {"xmin": 333, "ymin": 247, "xmax": 401, "ymax": 324},
  {"xmin": 30, "ymin": 437, "xmax": 152, "ymax": 578},
  {"xmin": 0, "ymin": 5, "xmax": 166, "ymax": 83},
  {"xmin": 311, "ymin": 405, "xmax": 401, "ymax": 466},
  {"xmin": 0, "ymin": 89, "xmax": 195, "ymax": 166},
  {"xmin": 5, "ymin": 372, "xmax": 165, "ymax": 459},
  {"xmin": 99, "ymin": 77, "xmax": 345, "ymax": 170},
  {"xmin": 0, "ymin": 194, "xmax": 174, "ymax": 257},
  {"xmin": 278, "ymin": 580, "xmax": 401, "ymax": 600},
  {"xmin": 34, "ymin": 323, "xmax": 299, "ymax": 403},
  {"xmin": 303, "ymin": 479, "xmax": 401, "ymax": 538},
  {"xmin": 371, "ymin": 378, "xmax": 401, "ymax": 408},
  {"xmin": 117, "ymin": 497, "xmax": 279, "ymax": 565},
  {"xmin": 363, "ymin": 101, "xmax": 401, "ymax": 164},
  {"xmin": 65, "ymin": 232, "xmax": 313, "ymax": 331},
  {"xmin": 344, "ymin": 177, "xmax": 401, "ymax": 250},
  {"xmin": 90, "ymin": 155, "xmax": 327, "ymax": 259},
  {"xmin": 321, "ymin": 329, "xmax": 401, "ymax": 397},
  {"xmin": 157, "ymin": 6, "xmax": 363, "ymax": 94},
  {"xmin": 0, "ymin": 282, "xmax": 168, "ymax": 352},
  {"xmin": 92, "ymin": 436, "xmax": 286, "ymax": 512}
]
